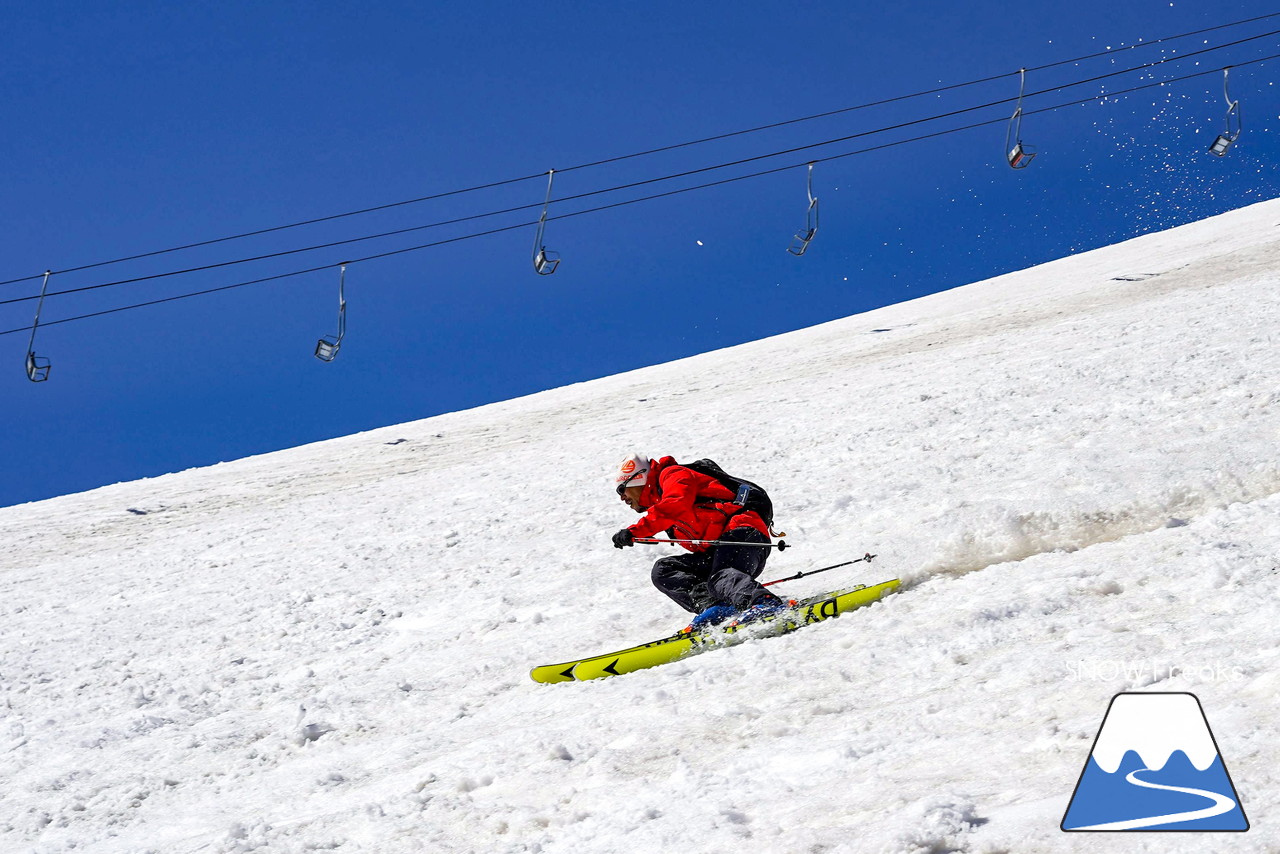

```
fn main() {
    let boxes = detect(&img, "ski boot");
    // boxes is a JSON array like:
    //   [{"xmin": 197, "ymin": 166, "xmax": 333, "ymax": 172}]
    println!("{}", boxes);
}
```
[
  {"xmin": 731, "ymin": 595, "xmax": 793, "ymax": 626},
  {"xmin": 686, "ymin": 604, "xmax": 736, "ymax": 633}
]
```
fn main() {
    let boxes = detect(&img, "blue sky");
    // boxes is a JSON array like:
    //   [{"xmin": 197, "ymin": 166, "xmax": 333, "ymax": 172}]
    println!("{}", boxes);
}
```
[{"xmin": 2, "ymin": 1, "xmax": 1278, "ymax": 508}]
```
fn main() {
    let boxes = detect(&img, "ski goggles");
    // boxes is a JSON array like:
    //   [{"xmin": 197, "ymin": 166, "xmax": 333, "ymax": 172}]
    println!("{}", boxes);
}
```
[{"xmin": 616, "ymin": 471, "xmax": 643, "ymax": 496}]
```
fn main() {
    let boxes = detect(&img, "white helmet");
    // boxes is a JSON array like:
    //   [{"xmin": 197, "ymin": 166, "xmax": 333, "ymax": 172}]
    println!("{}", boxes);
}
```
[{"xmin": 614, "ymin": 452, "xmax": 652, "ymax": 492}]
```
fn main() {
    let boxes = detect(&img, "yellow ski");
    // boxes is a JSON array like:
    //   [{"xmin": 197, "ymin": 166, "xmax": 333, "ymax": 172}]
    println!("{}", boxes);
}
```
[{"xmin": 530, "ymin": 578, "xmax": 900, "ymax": 684}]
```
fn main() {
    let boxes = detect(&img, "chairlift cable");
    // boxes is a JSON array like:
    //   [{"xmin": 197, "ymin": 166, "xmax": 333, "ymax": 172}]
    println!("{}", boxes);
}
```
[
  {"xmin": 539, "ymin": 53, "xmax": 1280, "ymax": 226},
  {"xmin": 0, "ymin": 11, "xmax": 1275, "ymax": 289},
  {"xmin": 1, "ymin": 49, "xmax": 1276, "ymax": 338},
  {"xmin": 0, "ymin": 171, "xmax": 546, "ymax": 288},
  {"xmin": 1024, "ymin": 10, "xmax": 1280, "ymax": 73},
  {"xmin": 4, "ymin": 25, "xmax": 1275, "ymax": 311}
]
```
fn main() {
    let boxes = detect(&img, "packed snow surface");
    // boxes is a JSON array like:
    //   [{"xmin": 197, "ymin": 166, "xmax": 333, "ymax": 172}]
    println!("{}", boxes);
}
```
[{"xmin": 4, "ymin": 200, "xmax": 1280, "ymax": 853}]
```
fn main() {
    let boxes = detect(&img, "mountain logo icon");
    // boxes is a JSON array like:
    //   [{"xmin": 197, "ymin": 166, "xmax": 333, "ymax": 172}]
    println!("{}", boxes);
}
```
[{"xmin": 1062, "ymin": 692, "xmax": 1248, "ymax": 832}]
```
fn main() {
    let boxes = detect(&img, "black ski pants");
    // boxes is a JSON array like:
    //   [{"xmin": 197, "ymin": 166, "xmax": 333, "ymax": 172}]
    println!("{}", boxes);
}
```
[{"xmin": 650, "ymin": 526, "xmax": 781, "ymax": 613}]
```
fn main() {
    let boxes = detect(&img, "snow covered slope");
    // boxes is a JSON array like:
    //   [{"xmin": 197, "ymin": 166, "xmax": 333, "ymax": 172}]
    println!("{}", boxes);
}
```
[{"xmin": 4, "ymin": 199, "xmax": 1280, "ymax": 853}]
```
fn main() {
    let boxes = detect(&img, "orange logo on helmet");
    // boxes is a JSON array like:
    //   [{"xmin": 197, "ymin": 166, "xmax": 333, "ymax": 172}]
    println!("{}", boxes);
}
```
[{"xmin": 620, "ymin": 460, "xmax": 637, "ymax": 475}]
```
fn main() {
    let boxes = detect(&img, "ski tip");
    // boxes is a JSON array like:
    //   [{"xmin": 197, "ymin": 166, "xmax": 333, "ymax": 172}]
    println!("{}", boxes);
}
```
[{"xmin": 529, "ymin": 662, "xmax": 580, "ymax": 684}]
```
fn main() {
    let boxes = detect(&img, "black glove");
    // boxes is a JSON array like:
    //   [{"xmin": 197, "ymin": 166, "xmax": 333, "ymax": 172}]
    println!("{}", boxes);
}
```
[{"xmin": 612, "ymin": 528, "xmax": 636, "ymax": 549}]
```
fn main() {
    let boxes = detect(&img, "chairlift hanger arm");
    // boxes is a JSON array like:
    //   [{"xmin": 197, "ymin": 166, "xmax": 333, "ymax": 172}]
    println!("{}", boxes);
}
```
[
  {"xmin": 787, "ymin": 163, "xmax": 819, "ymax": 256},
  {"xmin": 25, "ymin": 271, "xmax": 52, "ymax": 382},
  {"xmin": 532, "ymin": 169, "xmax": 561, "ymax": 275},
  {"xmin": 1223, "ymin": 66, "xmax": 1242, "ymax": 132}
]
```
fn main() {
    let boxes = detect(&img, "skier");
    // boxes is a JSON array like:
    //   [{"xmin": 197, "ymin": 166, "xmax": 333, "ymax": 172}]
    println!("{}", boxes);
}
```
[{"xmin": 611, "ymin": 453, "xmax": 787, "ymax": 628}]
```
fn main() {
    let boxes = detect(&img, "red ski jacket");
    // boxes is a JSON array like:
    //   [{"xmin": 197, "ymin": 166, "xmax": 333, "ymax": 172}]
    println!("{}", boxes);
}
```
[{"xmin": 626, "ymin": 457, "xmax": 769, "ymax": 551}]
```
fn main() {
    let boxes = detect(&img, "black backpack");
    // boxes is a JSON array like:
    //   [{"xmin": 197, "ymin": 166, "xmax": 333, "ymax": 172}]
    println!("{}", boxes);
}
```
[{"xmin": 681, "ymin": 458, "xmax": 775, "ymax": 528}]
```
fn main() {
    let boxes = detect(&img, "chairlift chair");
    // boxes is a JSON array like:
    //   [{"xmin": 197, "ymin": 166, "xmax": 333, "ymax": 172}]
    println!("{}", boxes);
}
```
[
  {"xmin": 1209, "ymin": 130, "xmax": 1238, "ymax": 157},
  {"xmin": 788, "ymin": 223, "xmax": 817, "ymax": 257},
  {"xmin": 314, "ymin": 264, "xmax": 347, "ymax": 362},
  {"xmin": 1208, "ymin": 68, "xmax": 1242, "ymax": 157},
  {"xmin": 532, "ymin": 169, "xmax": 561, "ymax": 275},
  {"xmin": 25, "ymin": 351, "xmax": 50, "ymax": 382},
  {"xmin": 1008, "ymin": 136, "xmax": 1037, "ymax": 169},
  {"xmin": 787, "ymin": 163, "xmax": 820, "ymax": 257},
  {"xmin": 533, "ymin": 246, "xmax": 561, "ymax": 276},
  {"xmin": 314, "ymin": 335, "xmax": 341, "ymax": 362},
  {"xmin": 1005, "ymin": 69, "xmax": 1037, "ymax": 170}
]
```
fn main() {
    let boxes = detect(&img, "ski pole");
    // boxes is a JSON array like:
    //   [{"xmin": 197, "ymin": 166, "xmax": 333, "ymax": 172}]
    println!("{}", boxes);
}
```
[
  {"xmin": 762, "ymin": 552, "xmax": 875, "ymax": 587},
  {"xmin": 636, "ymin": 536, "xmax": 789, "ymax": 551}
]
